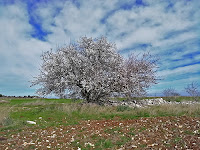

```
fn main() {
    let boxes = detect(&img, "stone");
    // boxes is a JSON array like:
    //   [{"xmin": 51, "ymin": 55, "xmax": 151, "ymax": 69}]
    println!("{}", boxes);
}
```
[
  {"xmin": 26, "ymin": 121, "xmax": 36, "ymax": 125},
  {"xmin": 104, "ymin": 97, "xmax": 200, "ymax": 108}
]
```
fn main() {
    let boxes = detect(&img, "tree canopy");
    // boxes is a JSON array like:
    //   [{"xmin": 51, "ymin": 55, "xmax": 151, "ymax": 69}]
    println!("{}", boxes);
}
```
[{"xmin": 32, "ymin": 37, "xmax": 158, "ymax": 104}]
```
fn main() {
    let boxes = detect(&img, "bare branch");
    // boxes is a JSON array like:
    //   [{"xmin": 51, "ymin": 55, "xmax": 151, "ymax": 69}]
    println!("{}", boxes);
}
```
[{"xmin": 185, "ymin": 82, "xmax": 200, "ymax": 101}]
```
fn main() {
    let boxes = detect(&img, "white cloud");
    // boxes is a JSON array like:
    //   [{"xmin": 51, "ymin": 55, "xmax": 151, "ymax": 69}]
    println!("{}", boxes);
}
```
[
  {"xmin": 34, "ymin": 0, "xmax": 120, "ymax": 45},
  {"xmin": 158, "ymin": 64, "xmax": 200, "ymax": 77},
  {"xmin": 148, "ymin": 75, "xmax": 200, "ymax": 95},
  {"xmin": 0, "ymin": 2, "xmax": 51, "ymax": 79},
  {"xmin": 111, "ymin": 1, "xmax": 198, "ymax": 50},
  {"xmin": 32, "ymin": 0, "xmax": 199, "ymax": 54},
  {"xmin": 0, "ymin": 0, "xmax": 199, "ymax": 96}
]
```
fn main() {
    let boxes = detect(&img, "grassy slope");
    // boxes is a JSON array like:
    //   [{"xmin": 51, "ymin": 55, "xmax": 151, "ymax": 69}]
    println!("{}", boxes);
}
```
[{"xmin": 1, "ymin": 97, "xmax": 200, "ymax": 131}]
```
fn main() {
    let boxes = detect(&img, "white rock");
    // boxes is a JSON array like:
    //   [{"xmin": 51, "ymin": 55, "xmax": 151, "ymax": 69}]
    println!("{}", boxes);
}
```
[
  {"xmin": 132, "ymin": 145, "xmax": 137, "ymax": 148},
  {"xmin": 84, "ymin": 142, "xmax": 95, "ymax": 147},
  {"xmin": 27, "ymin": 121, "xmax": 36, "ymax": 125},
  {"xmin": 70, "ymin": 136, "xmax": 75, "ymax": 142},
  {"xmin": 47, "ymin": 146, "xmax": 51, "ymax": 148}
]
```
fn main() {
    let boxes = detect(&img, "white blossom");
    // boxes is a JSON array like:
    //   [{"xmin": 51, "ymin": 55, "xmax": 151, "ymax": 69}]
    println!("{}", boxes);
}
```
[{"xmin": 32, "ymin": 36, "xmax": 157, "ymax": 103}]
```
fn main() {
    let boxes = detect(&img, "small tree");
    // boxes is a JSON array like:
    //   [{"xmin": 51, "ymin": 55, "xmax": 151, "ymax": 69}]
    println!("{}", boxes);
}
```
[
  {"xmin": 122, "ymin": 53, "xmax": 158, "ymax": 98},
  {"xmin": 185, "ymin": 82, "xmax": 200, "ymax": 101},
  {"xmin": 163, "ymin": 88, "xmax": 180, "ymax": 97},
  {"xmin": 32, "ymin": 36, "xmax": 158, "ymax": 104}
]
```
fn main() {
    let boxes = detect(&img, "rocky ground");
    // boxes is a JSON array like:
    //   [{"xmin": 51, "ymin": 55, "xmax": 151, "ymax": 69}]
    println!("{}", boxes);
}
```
[
  {"xmin": 105, "ymin": 98, "xmax": 200, "ymax": 108},
  {"xmin": 1, "ymin": 116, "xmax": 200, "ymax": 149},
  {"xmin": 1, "ymin": 98, "xmax": 200, "ymax": 149}
]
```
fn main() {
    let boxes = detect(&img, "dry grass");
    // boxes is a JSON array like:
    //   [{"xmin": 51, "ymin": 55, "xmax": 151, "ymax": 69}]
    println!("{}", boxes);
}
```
[
  {"xmin": 60, "ymin": 103, "xmax": 200, "ymax": 119},
  {"xmin": 61, "ymin": 103, "xmax": 115, "ymax": 114},
  {"xmin": 0, "ymin": 106, "xmax": 12, "ymax": 125},
  {"xmin": 137, "ymin": 104, "xmax": 200, "ymax": 117},
  {"xmin": 22, "ymin": 100, "xmax": 55, "ymax": 106}
]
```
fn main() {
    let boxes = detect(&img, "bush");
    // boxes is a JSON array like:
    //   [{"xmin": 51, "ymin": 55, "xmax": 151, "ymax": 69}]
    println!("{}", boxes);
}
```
[
  {"xmin": 163, "ymin": 88, "xmax": 180, "ymax": 97},
  {"xmin": 185, "ymin": 82, "xmax": 200, "ymax": 101}
]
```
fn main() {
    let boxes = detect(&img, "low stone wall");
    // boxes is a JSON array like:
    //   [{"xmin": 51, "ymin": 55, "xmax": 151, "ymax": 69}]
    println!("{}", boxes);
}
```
[{"xmin": 104, "ymin": 98, "xmax": 200, "ymax": 108}]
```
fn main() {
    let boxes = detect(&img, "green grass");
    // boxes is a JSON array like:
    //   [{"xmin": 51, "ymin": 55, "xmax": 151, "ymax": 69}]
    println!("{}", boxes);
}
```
[
  {"xmin": 95, "ymin": 139, "xmax": 114, "ymax": 149},
  {"xmin": 104, "ymin": 127, "xmax": 122, "ymax": 134},
  {"xmin": 7, "ymin": 98, "xmax": 82, "ymax": 106},
  {"xmin": 1, "ymin": 97, "xmax": 200, "ymax": 133},
  {"xmin": 162, "ymin": 96, "xmax": 200, "ymax": 102},
  {"xmin": 116, "ymin": 105, "xmax": 132, "ymax": 112}
]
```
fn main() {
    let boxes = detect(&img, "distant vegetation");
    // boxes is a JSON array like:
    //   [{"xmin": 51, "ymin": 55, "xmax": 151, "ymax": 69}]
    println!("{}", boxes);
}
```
[
  {"xmin": 162, "ymin": 82, "xmax": 200, "ymax": 102},
  {"xmin": 185, "ymin": 82, "xmax": 200, "ymax": 101},
  {"xmin": 0, "ymin": 95, "xmax": 40, "ymax": 99}
]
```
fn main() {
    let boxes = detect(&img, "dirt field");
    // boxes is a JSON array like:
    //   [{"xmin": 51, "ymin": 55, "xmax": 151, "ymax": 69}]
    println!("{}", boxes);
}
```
[{"xmin": 1, "ymin": 116, "xmax": 200, "ymax": 149}]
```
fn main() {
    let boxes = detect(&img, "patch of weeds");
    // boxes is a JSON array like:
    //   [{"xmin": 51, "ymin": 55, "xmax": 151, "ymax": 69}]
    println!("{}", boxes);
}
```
[
  {"xmin": 91, "ymin": 134, "xmax": 98, "ymax": 140},
  {"xmin": 71, "ymin": 139, "xmax": 81, "ymax": 147},
  {"xmin": 0, "ymin": 127, "xmax": 23, "ymax": 137},
  {"xmin": 139, "ymin": 144, "xmax": 147, "ymax": 148},
  {"xmin": 64, "ymin": 130, "xmax": 72, "ymax": 134},
  {"xmin": 116, "ymin": 140, "xmax": 124, "ymax": 147},
  {"xmin": 79, "ymin": 128, "xmax": 86, "ymax": 132},
  {"xmin": 171, "ymin": 127, "xmax": 178, "ymax": 132},
  {"xmin": 66, "ymin": 120, "xmax": 79, "ymax": 125},
  {"xmin": 139, "ymin": 127, "xmax": 147, "ymax": 132},
  {"xmin": 117, "ymin": 114, "xmax": 138, "ymax": 120},
  {"xmin": 95, "ymin": 139, "xmax": 114, "ymax": 149},
  {"xmin": 128, "ymin": 132, "xmax": 135, "ymax": 136},
  {"xmin": 0, "ymin": 125, "xmax": 16, "ymax": 132},
  {"xmin": 103, "ymin": 139, "xmax": 114, "ymax": 148},
  {"xmin": 136, "ymin": 111, "xmax": 150, "ymax": 117},
  {"xmin": 121, "ymin": 136, "xmax": 131, "ymax": 142},
  {"xmin": 2, "ymin": 117, "xmax": 13, "ymax": 126},
  {"xmin": 163, "ymin": 143, "xmax": 171, "ymax": 147},
  {"xmin": 184, "ymin": 130, "xmax": 194, "ymax": 135},
  {"xmin": 172, "ymin": 137, "xmax": 182, "ymax": 143},
  {"xmin": 95, "ymin": 138, "xmax": 104, "ymax": 147},
  {"xmin": 28, "ymin": 145, "xmax": 36, "ymax": 149},
  {"xmin": 100, "ymin": 113, "xmax": 115, "ymax": 120},
  {"xmin": 175, "ymin": 99, "xmax": 181, "ymax": 102},
  {"xmin": 116, "ymin": 136, "xmax": 131, "ymax": 146},
  {"xmin": 116, "ymin": 105, "xmax": 132, "ymax": 112},
  {"xmin": 85, "ymin": 144, "xmax": 92, "ymax": 149},
  {"xmin": 104, "ymin": 127, "xmax": 121, "ymax": 134},
  {"xmin": 130, "ymin": 127, "xmax": 135, "ymax": 131}
]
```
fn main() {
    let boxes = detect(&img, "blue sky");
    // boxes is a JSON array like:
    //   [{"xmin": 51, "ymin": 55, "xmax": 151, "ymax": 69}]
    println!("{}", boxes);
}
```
[{"xmin": 0, "ymin": 0, "xmax": 200, "ymax": 97}]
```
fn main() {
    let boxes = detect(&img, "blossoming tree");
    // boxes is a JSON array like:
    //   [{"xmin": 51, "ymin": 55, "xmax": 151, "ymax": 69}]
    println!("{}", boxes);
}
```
[{"xmin": 32, "ymin": 37, "xmax": 158, "ymax": 104}]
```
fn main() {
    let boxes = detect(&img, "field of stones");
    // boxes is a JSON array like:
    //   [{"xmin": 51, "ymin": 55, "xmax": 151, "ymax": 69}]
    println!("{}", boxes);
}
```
[{"xmin": 0, "ymin": 97, "xmax": 200, "ymax": 149}]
